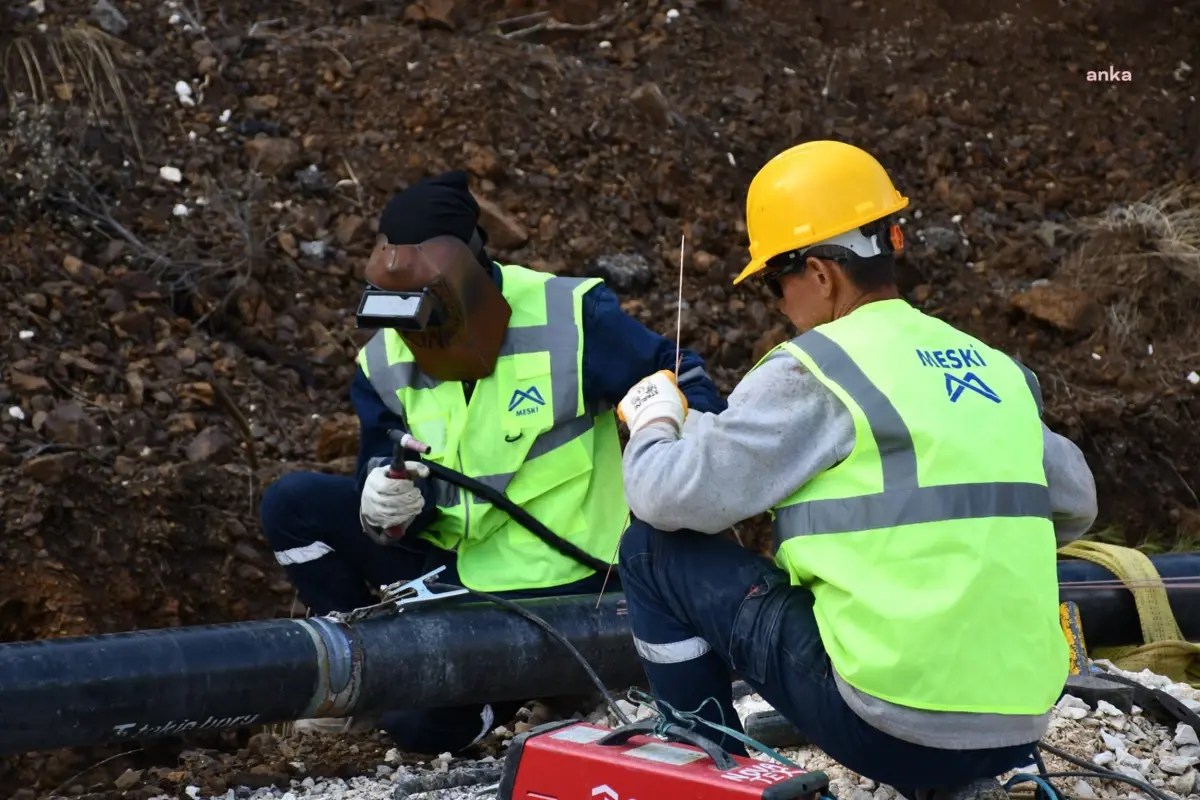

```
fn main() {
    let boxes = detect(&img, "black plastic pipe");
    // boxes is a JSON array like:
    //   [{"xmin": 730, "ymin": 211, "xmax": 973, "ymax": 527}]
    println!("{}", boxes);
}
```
[
  {"xmin": 0, "ymin": 593, "xmax": 641, "ymax": 757},
  {"xmin": 2, "ymin": 554, "xmax": 1199, "ymax": 757}
]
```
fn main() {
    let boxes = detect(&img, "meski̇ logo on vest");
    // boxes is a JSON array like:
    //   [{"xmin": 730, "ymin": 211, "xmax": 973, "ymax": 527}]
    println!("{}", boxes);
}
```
[
  {"xmin": 509, "ymin": 386, "xmax": 546, "ymax": 416},
  {"xmin": 915, "ymin": 347, "xmax": 1002, "ymax": 404}
]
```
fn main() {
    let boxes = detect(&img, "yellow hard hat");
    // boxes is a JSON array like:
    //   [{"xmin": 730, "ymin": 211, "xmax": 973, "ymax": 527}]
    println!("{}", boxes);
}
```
[{"xmin": 733, "ymin": 141, "xmax": 910, "ymax": 285}]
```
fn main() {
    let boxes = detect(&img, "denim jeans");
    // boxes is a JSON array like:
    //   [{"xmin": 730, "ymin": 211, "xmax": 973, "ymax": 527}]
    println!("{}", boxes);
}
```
[
  {"xmin": 617, "ymin": 519, "xmax": 1036, "ymax": 794},
  {"xmin": 259, "ymin": 470, "xmax": 612, "ymax": 752}
]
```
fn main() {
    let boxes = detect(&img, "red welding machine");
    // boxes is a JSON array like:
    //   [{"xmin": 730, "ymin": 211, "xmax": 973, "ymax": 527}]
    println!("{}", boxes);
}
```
[{"xmin": 497, "ymin": 719, "xmax": 831, "ymax": 800}]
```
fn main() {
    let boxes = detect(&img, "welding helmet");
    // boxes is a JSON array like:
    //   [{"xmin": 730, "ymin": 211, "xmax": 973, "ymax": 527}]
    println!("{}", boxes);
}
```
[
  {"xmin": 360, "ymin": 232, "xmax": 512, "ymax": 382},
  {"xmin": 734, "ymin": 140, "xmax": 909, "ymax": 287},
  {"xmin": 357, "ymin": 171, "xmax": 512, "ymax": 382}
]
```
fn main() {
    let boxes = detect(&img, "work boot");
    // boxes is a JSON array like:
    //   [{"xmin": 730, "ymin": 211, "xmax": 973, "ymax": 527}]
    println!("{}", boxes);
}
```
[
  {"xmin": 291, "ymin": 715, "xmax": 380, "ymax": 735},
  {"xmin": 906, "ymin": 778, "xmax": 1009, "ymax": 800}
]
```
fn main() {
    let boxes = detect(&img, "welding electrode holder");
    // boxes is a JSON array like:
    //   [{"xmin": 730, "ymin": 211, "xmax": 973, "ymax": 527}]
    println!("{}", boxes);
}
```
[{"xmin": 383, "ymin": 430, "xmax": 432, "ymax": 540}]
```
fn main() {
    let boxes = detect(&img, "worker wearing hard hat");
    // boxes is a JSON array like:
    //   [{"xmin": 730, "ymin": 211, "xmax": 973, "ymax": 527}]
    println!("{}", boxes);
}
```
[
  {"xmin": 259, "ymin": 170, "xmax": 726, "ymax": 753},
  {"xmin": 614, "ymin": 141, "xmax": 1098, "ymax": 799}
]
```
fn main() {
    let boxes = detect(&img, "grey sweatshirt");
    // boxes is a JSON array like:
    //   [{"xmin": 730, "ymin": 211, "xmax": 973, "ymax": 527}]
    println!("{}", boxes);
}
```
[{"xmin": 622, "ymin": 347, "xmax": 1099, "ymax": 750}]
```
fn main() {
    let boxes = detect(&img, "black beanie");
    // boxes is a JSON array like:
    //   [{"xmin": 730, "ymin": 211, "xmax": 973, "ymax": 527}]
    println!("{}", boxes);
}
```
[{"xmin": 377, "ymin": 170, "xmax": 490, "ymax": 256}]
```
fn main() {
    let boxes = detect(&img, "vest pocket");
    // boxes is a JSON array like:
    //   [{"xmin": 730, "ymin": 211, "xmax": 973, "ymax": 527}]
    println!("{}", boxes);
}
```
[
  {"xmin": 507, "ymin": 431, "xmax": 591, "ymax": 502},
  {"xmin": 505, "ymin": 355, "xmax": 556, "ymax": 435}
]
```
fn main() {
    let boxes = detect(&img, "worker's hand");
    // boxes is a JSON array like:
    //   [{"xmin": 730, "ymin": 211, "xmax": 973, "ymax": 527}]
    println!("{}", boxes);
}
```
[
  {"xmin": 360, "ymin": 462, "xmax": 430, "ymax": 531},
  {"xmin": 618, "ymin": 369, "xmax": 688, "ymax": 436}
]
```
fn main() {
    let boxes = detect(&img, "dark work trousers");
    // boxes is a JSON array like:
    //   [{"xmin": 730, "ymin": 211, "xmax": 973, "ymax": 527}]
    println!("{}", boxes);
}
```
[
  {"xmin": 617, "ymin": 519, "xmax": 1038, "ymax": 796},
  {"xmin": 260, "ymin": 470, "xmax": 613, "ymax": 754}
]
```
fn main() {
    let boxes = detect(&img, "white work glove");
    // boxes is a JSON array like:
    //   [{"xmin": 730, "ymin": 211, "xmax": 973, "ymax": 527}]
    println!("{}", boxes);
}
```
[
  {"xmin": 618, "ymin": 369, "xmax": 688, "ymax": 436},
  {"xmin": 360, "ymin": 462, "xmax": 430, "ymax": 533}
]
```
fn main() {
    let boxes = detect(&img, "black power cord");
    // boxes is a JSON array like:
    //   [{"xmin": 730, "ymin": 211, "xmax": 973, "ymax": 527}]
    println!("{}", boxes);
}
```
[
  {"xmin": 1039, "ymin": 772, "xmax": 1176, "ymax": 799},
  {"xmin": 1037, "ymin": 742, "xmax": 1179, "ymax": 800},
  {"xmin": 421, "ymin": 460, "xmax": 611, "ymax": 574}
]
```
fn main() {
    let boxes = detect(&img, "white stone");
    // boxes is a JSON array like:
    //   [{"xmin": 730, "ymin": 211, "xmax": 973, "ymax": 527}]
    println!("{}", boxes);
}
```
[
  {"xmin": 1100, "ymin": 731, "xmax": 1126, "ymax": 751},
  {"xmin": 1057, "ymin": 694, "xmax": 1091, "ymax": 712},
  {"xmin": 1176, "ymin": 724, "xmax": 1200, "ymax": 747},
  {"xmin": 1167, "ymin": 770, "xmax": 1197, "ymax": 795},
  {"xmin": 1160, "ymin": 754, "xmax": 1198, "ymax": 775},
  {"xmin": 1073, "ymin": 780, "xmax": 1099, "ymax": 798},
  {"xmin": 1115, "ymin": 763, "xmax": 1147, "ymax": 781}
]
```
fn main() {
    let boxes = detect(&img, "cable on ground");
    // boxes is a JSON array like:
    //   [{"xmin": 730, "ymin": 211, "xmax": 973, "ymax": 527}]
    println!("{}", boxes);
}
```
[{"xmin": 1037, "ymin": 742, "xmax": 1178, "ymax": 800}]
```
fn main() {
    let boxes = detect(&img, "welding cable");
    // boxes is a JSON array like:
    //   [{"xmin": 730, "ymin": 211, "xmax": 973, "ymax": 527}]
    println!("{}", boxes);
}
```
[
  {"xmin": 428, "ymin": 581, "xmax": 632, "ymax": 726},
  {"xmin": 1032, "ymin": 747, "xmax": 1050, "ymax": 777},
  {"xmin": 1036, "ymin": 772, "xmax": 1177, "ymax": 800},
  {"xmin": 1037, "ymin": 742, "xmax": 1178, "ymax": 800},
  {"xmin": 421, "ymin": 461, "xmax": 610, "ymax": 573}
]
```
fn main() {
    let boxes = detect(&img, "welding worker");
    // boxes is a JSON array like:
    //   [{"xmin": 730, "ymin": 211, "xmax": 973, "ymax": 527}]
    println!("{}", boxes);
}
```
[
  {"xmin": 259, "ymin": 169, "xmax": 725, "ymax": 753},
  {"xmin": 613, "ymin": 141, "xmax": 1098, "ymax": 800}
]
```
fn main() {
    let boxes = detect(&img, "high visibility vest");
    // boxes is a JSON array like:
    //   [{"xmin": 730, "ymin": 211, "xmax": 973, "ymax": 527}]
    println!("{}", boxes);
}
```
[
  {"xmin": 764, "ymin": 298, "xmax": 1067, "ymax": 715},
  {"xmin": 356, "ymin": 264, "xmax": 628, "ymax": 592}
]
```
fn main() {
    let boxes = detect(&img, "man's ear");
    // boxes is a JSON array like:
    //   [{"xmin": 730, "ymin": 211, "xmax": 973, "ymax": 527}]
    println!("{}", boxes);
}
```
[{"xmin": 807, "ymin": 256, "xmax": 836, "ymax": 299}]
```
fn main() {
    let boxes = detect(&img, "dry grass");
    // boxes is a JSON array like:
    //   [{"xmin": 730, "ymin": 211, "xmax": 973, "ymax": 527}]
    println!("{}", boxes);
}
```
[
  {"xmin": 1058, "ymin": 184, "xmax": 1200, "ymax": 349},
  {"xmin": 1078, "ymin": 186, "xmax": 1200, "ymax": 283},
  {"xmin": 2, "ymin": 24, "xmax": 142, "ymax": 158}
]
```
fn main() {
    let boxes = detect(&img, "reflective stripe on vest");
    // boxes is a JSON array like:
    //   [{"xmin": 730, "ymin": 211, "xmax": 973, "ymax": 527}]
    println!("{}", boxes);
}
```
[
  {"xmin": 360, "ymin": 276, "xmax": 598, "ymax": 508},
  {"xmin": 772, "ymin": 329, "xmax": 1052, "ymax": 545}
]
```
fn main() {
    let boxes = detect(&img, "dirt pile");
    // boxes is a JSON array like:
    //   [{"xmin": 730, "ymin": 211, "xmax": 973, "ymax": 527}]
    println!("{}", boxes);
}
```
[{"xmin": 3, "ymin": 0, "xmax": 1200, "ymax": 794}]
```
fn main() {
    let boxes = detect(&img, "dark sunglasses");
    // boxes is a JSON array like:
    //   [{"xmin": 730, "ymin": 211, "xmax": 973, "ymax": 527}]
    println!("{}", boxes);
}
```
[{"xmin": 759, "ymin": 251, "xmax": 809, "ymax": 298}]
